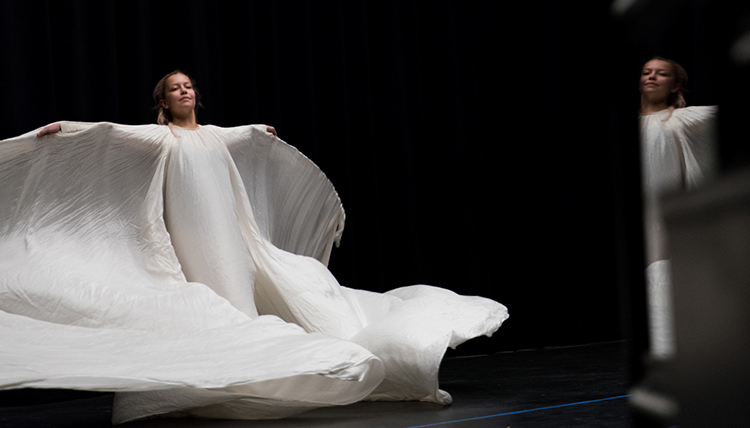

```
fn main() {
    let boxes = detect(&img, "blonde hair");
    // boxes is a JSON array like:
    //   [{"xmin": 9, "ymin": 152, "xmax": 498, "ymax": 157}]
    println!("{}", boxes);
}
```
[
  {"xmin": 152, "ymin": 70, "xmax": 202, "ymax": 125},
  {"xmin": 647, "ymin": 56, "xmax": 688, "ymax": 109}
]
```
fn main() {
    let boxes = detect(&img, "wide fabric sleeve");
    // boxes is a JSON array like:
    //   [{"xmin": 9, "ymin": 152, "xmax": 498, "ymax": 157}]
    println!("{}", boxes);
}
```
[
  {"xmin": 672, "ymin": 106, "xmax": 718, "ymax": 189},
  {"xmin": 222, "ymin": 125, "xmax": 345, "ymax": 266},
  {"xmin": 59, "ymin": 121, "xmax": 96, "ymax": 133}
]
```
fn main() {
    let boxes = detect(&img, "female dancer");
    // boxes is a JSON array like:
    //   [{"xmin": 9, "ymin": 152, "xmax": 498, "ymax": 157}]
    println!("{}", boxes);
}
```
[
  {"xmin": 639, "ymin": 57, "xmax": 716, "ymax": 358},
  {"xmin": 3, "ymin": 70, "xmax": 508, "ymax": 423}
]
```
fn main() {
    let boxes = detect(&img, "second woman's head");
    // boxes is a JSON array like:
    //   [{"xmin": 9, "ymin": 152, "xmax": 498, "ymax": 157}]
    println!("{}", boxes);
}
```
[
  {"xmin": 640, "ymin": 57, "xmax": 688, "ymax": 109},
  {"xmin": 153, "ymin": 71, "xmax": 202, "ymax": 125}
]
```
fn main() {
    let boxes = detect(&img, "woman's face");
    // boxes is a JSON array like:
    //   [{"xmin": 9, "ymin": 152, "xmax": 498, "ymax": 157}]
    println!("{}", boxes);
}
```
[
  {"xmin": 640, "ymin": 59, "xmax": 679, "ymax": 100},
  {"xmin": 160, "ymin": 73, "xmax": 196, "ymax": 115}
]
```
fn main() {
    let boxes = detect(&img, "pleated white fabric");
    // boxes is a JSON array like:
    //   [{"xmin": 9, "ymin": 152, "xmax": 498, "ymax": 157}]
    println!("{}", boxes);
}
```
[
  {"xmin": 640, "ymin": 106, "xmax": 717, "ymax": 359},
  {"xmin": 0, "ymin": 122, "xmax": 508, "ymax": 423}
]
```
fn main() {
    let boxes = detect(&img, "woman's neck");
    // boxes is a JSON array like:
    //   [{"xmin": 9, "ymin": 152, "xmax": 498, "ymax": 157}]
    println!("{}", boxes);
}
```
[
  {"xmin": 640, "ymin": 97, "xmax": 670, "ymax": 115},
  {"xmin": 170, "ymin": 111, "xmax": 198, "ymax": 129}
]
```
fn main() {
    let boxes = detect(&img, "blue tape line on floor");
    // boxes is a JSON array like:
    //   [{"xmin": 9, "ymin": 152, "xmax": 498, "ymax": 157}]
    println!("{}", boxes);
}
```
[{"xmin": 403, "ymin": 395, "xmax": 630, "ymax": 427}]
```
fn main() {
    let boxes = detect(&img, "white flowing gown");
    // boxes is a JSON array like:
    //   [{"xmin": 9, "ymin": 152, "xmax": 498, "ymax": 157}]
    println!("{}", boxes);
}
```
[
  {"xmin": 640, "ymin": 106, "xmax": 717, "ymax": 359},
  {"xmin": 0, "ymin": 122, "xmax": 508, "ymax": 423}
]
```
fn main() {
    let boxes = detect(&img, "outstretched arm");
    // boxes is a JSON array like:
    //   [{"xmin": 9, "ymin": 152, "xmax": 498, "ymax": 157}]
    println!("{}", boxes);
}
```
[
  {"xmin": 38, "ymin": 122, "xmax": 275, "ymax": 137},
  {"xmin": 36, "ymin": 122, "xmax": 96, "ymax": 137}
]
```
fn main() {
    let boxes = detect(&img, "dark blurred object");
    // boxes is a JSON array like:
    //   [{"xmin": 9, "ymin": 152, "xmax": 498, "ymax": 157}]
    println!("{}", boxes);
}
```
[{"xmin": 665, "ymin": 168, "xmax": 750, "ymax": 427}]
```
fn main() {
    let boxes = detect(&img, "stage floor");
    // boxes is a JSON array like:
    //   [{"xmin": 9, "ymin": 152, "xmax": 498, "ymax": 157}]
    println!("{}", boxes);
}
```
[{"xmin": 1, "ymin": 341, "xmax": 631, "ymax": 427}]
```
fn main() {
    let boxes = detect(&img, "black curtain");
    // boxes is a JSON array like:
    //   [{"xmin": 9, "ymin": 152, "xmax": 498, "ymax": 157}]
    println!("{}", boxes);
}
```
[{"xmin": 0, "ymin": 0, "xmax": 641, "ymax": 354}]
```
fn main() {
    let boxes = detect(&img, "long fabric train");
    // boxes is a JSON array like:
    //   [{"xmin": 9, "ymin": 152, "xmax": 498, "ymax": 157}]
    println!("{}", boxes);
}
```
[{"xmin": 0, "ymin": 122, "xmax": 508, "ymax": 424}]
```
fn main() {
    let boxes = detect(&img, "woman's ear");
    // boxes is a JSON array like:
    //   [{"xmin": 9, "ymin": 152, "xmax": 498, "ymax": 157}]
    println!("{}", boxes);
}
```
[
  {"xmin": 671, "ymin": 83, "xmax": 682, "ymax": 93},
  {"xmin": 160, "ymin": 99, "xmax": 169, "ymax": 109}
]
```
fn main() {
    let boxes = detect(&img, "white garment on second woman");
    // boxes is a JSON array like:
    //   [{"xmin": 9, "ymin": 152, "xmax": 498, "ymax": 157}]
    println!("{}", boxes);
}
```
[{"xmin": 640, "ymin": 106, "xmax": 717, "ymax": 358}]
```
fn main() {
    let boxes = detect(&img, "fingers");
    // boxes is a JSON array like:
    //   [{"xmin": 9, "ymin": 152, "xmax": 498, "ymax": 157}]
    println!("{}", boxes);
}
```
[
  {"xmin": 37, "ymin": 123, "xmax": 61, "ymax": 137},
  {"xmin": 266, "ymin": 126, "xmax": 277, "ymax": 137}
]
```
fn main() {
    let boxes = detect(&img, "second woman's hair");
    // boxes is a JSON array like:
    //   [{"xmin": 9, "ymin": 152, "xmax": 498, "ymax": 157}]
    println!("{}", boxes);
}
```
[{"xmin": 152, "ymin": 70, "xmax": 202, "ymax": 125}]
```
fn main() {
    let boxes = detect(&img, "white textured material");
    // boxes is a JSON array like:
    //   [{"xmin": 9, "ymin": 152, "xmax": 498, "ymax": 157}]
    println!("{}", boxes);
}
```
[
  {"xmin": 0, "ymin": 122, "xmax": 508, "ymax": 423},
  {"xmin": 645, "ymin": 260, "xmax": 675, "ymax": 359},
  {"xmin": 640, "ymin": 106, "xmax": 717, "ymax": 358}
]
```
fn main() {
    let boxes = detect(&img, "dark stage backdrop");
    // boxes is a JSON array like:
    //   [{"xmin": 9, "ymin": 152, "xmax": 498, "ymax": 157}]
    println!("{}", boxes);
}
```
[{"xmin": 0, "ymin": 0, "xmax": 669, "ymax": 355}]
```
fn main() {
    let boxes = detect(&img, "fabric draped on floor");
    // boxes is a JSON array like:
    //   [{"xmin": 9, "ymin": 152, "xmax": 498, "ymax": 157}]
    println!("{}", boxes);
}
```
[{"xmin": 0, "ymin": 122, "xmax": 508, "ymax": 424}]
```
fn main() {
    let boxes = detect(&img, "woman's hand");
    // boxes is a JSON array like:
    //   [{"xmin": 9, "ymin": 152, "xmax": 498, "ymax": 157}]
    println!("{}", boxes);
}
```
[
  {"xmin": 266, "ymin": 126, "xmax": 277, "ymax": 137},
  {"xmin": 37, "ymin": 123, "xmax": 61, "ymax": 137}
]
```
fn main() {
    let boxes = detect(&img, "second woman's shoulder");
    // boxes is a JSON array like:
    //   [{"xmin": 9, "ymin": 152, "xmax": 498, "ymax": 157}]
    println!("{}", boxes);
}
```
[{"xmin": 673, "ymin": 105, "xmax": 718, "ymax": 123}]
